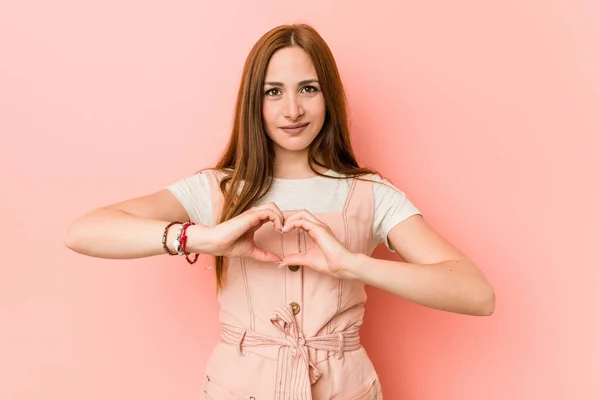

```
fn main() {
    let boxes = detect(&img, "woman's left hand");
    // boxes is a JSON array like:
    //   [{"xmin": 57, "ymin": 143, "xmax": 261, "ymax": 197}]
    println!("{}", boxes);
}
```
[{"xmin": 279, "ymin": 210, "xmax": 356, "ymax": 278}]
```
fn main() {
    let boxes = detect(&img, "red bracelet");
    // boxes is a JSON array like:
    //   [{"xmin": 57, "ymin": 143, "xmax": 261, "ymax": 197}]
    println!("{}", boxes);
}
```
[{"xmin": 181, "ymin": 222, "xmax": 199, "ymax": 265}]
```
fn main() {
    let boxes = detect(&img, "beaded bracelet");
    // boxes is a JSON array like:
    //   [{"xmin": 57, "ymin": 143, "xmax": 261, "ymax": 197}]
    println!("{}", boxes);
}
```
[
  {"xmin": 180, "ymin": 222, "xmax": 200, "ymax": 265},
  {"xmin": 162, "ymin": 221, "xmax": 183, "ymax": 255},
  {"xmin": 174, "ymin": 224, "xmax": 186, "ymax": 255}
]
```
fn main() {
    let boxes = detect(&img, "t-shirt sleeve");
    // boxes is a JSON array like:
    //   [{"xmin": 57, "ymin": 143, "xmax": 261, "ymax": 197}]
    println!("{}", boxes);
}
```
[
  {"xmin": 372, "ymin": 175, "xmax": 423, "ymax": 251},
  {"xmin": 166, "ymin": 172, "xmax": 213, "ymax": 226}
]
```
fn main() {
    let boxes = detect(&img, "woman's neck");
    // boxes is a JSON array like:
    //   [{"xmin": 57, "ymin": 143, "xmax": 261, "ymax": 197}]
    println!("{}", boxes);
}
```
[{"xmin": 273, "ymin": 153, "xmax": 327, "ymax": 179}]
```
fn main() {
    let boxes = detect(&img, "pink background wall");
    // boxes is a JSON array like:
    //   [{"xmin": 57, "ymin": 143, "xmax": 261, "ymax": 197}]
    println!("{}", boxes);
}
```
[{"xmin": 1, "ymin": 0, "xmax": 598, "ymax": 399}]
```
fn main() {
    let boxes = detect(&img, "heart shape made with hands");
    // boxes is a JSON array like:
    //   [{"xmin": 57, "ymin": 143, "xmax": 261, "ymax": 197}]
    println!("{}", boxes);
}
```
[
  {"xmin": 275, "ymin": 211, "xmax": 349, "ymax": 275},
  {"xmin": 234, "ymin": 205, "xmax": 349, "ymax": 276}
]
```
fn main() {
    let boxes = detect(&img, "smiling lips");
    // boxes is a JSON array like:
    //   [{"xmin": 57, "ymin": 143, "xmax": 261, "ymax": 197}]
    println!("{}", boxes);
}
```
[{"xmin": 280, "ymin": 122, "xmax": 309, "ymax": 135}]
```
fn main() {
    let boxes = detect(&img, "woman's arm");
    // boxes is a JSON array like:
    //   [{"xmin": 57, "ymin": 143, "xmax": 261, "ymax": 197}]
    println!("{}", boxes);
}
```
[
  {"xmin": 344, "ymin": 215, "xmax": 495, "ymax": 316},
  {"xmin": 64, "ymin": 189, "xmax": 212, "ymax": 259}
]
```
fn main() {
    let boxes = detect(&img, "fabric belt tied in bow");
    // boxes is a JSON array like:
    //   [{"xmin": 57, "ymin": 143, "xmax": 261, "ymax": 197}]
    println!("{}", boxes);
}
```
[{"xmin": 220, "ymin": 304, "xmax": 361, "ymax": 400}]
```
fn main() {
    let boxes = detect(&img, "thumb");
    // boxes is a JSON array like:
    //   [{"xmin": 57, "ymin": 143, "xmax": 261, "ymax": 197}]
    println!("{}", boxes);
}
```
[
  {"xmin": 248, "ymin": 247, "xmax": 281, "ymax": 263},
  {"xmin": 280, "ymin": 251, "xmax": 311, "ymax": 268}
]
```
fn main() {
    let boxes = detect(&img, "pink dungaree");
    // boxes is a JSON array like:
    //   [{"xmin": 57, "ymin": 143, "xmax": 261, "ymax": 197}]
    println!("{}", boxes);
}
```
[{"xmin": 201, "ymin": 170, "xmax": 383, "ymax": 400}]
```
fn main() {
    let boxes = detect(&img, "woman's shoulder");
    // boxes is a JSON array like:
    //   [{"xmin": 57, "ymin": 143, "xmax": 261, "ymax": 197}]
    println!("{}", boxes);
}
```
[
  {"xmin": 326, "ymin": 169, "xmax": 385, "ymax": 184},
  {"xmin": 338, "ymin": 171, "xmax": 410, "ymax": 200},
  {"xmin": 193, "ymin": 167, "xmax": 233, "ymax": 184},
  {"xmin": 195, "ymin": 167, "xmax": 233, "ymax": 176},
  {"xmin": 168, "ymin": 167, "xmax": 232, "ymax": 195}
]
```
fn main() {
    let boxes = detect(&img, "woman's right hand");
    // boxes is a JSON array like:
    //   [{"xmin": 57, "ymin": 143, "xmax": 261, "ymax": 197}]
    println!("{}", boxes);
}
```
[{"xmin": 188, "ymin": 203, "xmax": 284, "ymax": 263}]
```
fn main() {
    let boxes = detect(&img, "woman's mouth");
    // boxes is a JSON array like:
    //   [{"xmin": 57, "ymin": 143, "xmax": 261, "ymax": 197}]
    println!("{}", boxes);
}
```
[{"xmin": 280, "ymin": 122, "xmax": 309, "ymax": 135}]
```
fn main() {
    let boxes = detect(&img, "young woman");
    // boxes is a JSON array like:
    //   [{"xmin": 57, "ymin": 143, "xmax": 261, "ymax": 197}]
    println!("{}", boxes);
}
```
[{"xmin": 65, "ymin": 24, "xmax": 495, "ymax": 400}]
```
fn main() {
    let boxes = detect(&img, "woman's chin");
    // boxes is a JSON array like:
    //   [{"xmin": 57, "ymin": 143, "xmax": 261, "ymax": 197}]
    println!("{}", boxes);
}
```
[{"xmin": 272, "ymin": 139, "xmax": 314, "ymax": 153}]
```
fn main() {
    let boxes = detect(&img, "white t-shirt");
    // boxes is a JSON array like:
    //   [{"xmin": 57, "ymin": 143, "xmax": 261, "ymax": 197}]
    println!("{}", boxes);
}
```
[{"xmin": 167, "ymin": 170, "xmax": 422, "ymax": 251}]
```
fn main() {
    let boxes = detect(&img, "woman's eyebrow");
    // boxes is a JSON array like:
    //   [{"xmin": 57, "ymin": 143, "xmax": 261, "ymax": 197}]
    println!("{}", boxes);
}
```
[{"xmin": 264, "ymin": 79, "xmax": 320, "ymax": 87}]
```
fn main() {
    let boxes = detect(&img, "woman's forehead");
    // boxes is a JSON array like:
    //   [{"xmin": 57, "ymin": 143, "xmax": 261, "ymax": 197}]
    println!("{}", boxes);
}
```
[{"xmin": 265, "ymin": 47, "xmax": 317, "ymax": 81}]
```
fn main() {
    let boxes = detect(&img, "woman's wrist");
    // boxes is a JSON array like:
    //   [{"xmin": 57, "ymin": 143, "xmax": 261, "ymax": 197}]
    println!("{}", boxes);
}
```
[
  {"xmin": 338, "ymin": 252, "xmax": 367, "ymax": 281},
  {"xmin": 184, "ymin": 224, "xmax": 217, "ymax": 255}
]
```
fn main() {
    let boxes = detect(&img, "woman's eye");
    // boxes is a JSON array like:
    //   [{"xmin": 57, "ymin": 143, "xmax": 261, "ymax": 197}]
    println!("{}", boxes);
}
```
[
  {"xmin": 265, "ymin": 88, "xmax": 281, "ymax": 96},
  {"xmin": 301, "ymin": 85, "xmax": 319, "ymax": 93}
]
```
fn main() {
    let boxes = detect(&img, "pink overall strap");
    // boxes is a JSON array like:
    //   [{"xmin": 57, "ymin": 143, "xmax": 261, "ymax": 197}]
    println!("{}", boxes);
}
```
[{"xmin": 342, "ymin": 175, "xmax": 375, "ymax": 255}]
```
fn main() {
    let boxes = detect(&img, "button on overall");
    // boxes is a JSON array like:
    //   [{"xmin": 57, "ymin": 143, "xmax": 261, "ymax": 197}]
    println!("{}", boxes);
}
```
[{"xmin": 290, "ymin": 301, "xmax": 301, "ymax": 315}]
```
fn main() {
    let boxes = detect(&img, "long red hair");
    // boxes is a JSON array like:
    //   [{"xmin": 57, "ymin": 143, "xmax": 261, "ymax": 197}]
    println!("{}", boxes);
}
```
[{"xmin": 212, "ymin": 24, "xmax": 376, "ymax": 288}]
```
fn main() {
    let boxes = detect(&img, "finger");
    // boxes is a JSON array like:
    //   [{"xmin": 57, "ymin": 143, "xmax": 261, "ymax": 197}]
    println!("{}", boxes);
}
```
[
  {"xmin": 265, "ymin": 203, "xmax": 285, "ymax": 231},
  {"xmin": 246, "ymin": 209, "xmax": 283, "ymax": 231},
  {"xmin": 282, "ymin": 218, "xmax": 326, "ymax": 240},
  {"xmin": 223, "ymin": 209, "xmax": 278, "ymax": 239},
  {"xmin": 252, "ymin": 202, "xmax": 285, "ymax": 224},
  {"xmin": 251, "ymin": 202, "xmax": 284, "ymax": 219},
  {"xmin": 279, "ymin": 252, "xmax": 311, "ymax": 269},
  {"xmin": 266, "ymin": 202, "xmax": 285, "ymax": 220},
  {"xmin": 283, "ymin": 209, "xmax": 322, "ymax": 230},
  {"xmin": 249, "ymin": 205, "xmax": 284, "ymax": 231},
  {"xmin": 248, "ymin": 246, "xmax": 281, "ymax": 263}
]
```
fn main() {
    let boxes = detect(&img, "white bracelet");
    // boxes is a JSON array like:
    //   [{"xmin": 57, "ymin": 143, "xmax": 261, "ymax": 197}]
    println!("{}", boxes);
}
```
[{"xmin": 173, "ymin": 224, "xmax": 185, "ymax": 256}]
